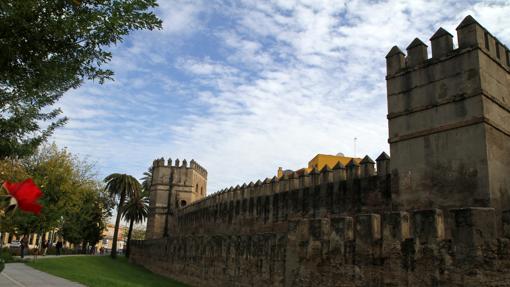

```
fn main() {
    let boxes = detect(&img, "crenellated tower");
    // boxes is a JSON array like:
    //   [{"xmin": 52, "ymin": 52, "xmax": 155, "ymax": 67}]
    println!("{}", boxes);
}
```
[
  {"xmin": 145, "ymin": 157, "xmax": 208, "ymax": 239},
  {"xmin": 131, "ymin": 16, "xmax": 510, "ymax": 287},
  {"xmin": 386, "ymin": 16, "xmax": 510, "ymax": 212}
]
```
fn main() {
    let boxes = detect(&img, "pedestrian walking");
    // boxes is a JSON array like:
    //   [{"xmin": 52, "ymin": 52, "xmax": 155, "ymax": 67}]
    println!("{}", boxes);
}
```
[
  {"xmin": 20, "ymin": 236, "xmax": 28, "ymax": 259},
  {"xmin": 56, "ymin": 240, "xmax": 63, "ymax": 256},
  {"xmin": 42, "ymin": 239, "xmax": 48, "ymax": 256}
]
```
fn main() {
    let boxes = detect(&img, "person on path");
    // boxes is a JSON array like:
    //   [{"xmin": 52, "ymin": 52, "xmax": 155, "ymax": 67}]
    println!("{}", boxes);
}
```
[
  {"xmin": 20, "ymin": 236, "xmax": 28, "ymax": 259},
  {"xmin": 42, "ymin": 240, "xmax": 48, "ymax": 256},
  {"xmin": 56, "ymin": 240, "xmax": 63, "ymax": 256}
]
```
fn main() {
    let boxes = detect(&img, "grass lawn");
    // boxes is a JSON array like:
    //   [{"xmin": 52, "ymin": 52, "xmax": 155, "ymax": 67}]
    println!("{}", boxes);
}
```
[{"xmin": 26, "ymin": 256, "xmax": 187, "ymax": 287}]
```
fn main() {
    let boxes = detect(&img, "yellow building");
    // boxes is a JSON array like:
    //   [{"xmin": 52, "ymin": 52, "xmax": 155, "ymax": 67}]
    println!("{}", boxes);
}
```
[
  {"xmin": 278, "ymin": 153, "xmax": 361, "ymax": 177},
  {"xmin": 96, "ymin": 223, "xmax": 127, "ymax": 253}
]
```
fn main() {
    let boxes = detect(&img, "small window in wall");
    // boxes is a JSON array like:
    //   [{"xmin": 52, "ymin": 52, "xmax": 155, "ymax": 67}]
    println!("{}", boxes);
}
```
[
  {"xmin": 201, "ymin": 187, "xmax": 204, "ymax": 195},
  {"xmin": 496, "ymin": 42, "xmax": 500, "ymax": 59},
  {"xmin": 195, "ymin": 184, "xmax": 198, "ymax": 194},
  {"xmin": 484, "ymin": 32, "xmax": 490, "ymax": 50},
  {"xmin": 181, "ymin": 200, "xmax": 187, "ymax": 207}
]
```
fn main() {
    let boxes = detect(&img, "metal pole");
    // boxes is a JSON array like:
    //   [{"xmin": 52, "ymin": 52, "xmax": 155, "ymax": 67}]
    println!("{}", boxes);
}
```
[{"xmin": 354, "ymin": 137, "xmax": 357, "ymax": 157}]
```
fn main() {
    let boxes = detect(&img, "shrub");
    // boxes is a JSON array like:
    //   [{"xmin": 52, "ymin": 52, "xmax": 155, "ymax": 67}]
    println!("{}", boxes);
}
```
[{"xmin": 1, "ymin": 247, "xmax": 14, "ymax": 262}]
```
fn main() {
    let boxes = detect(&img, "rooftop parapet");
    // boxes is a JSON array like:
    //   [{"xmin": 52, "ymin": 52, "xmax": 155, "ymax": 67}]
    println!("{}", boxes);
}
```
[
  {"xmin": 151, "ymin": 157, "xmax": 208, "ymax": 178},
  {"xmin": 332, "ymin": 162, "xmax": 346, "ymax": 182},
  {"xmin": 430, "ymin": 27, "xmax": 453, "ymax": 58},
  {"xmin": 346, "ymin": 158, "xmax": 360, "ymax": 180},
  {"xmin": 190, "ymin": 159, "xmax": 208, "ymax": 177},
  {"xmin": 359, "ymin": 155, "xmax": 375, "ymax": 177},
  {"xmin": 386, "ymin": 15, "xmax": 510, "ymax": 77},
  {"xmin": 406, "ymin": 38, "xmax": 428, "ymax": 67},
  {"xmin": 152, "ymin": 157, "xmax": 166, "ymax": 167},
  {"xmin": 177, "ymin": 152, "xmax": 389, "ymax": 214},
  {"xmin": 456, "ymin": 15, "xmax": 510, "ymax": 69},
  {"xmin": 375, "ymin": 152, "xmax": 390, "ymax": 176},
  {"xmin": 385, "ymin": 46, "xmax": 405, "ymax": 76}
]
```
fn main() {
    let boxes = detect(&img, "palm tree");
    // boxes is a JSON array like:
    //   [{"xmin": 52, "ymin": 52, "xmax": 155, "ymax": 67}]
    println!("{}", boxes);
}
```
[
  {"xmin": 104, "ymin": 173, "xmax": 141, "ymax": 259},
  {"xmin": 140, "ymin": 166, "xmax": 153, "ymax": 193},
  {"xmin": 121, "ymin": 191, "xmax": 149, "ymax": 258}
]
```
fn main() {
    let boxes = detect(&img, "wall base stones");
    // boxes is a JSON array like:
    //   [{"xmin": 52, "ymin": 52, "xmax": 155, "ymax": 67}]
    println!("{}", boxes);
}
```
[{"xmin": 130, "ymin": 207, "xmax": 510, "ymax": 287}]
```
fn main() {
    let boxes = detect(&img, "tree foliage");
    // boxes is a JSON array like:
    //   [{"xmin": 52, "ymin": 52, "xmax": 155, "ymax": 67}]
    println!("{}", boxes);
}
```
[
  {"xmin": 0, "ymin": 0, "xmax": 162, "ymax": 158},
  {"xmin": 0, "ymin": 144, "xmax": 112, "ymax": 246},
  {"xmin": 140, "ymin": 166, "xmax": 153, "ymax": 193},
  {"xmin": 121, "ymin": 190, "xmax": 148, "ymax": 257},
  {"xmin": 125, "ymin": 225, "xmax": 146, "ymax": 241},
  {"xmin": 104, "ymin": 173, "xmax": 141, "ymax": 259},
  {"xmin": 62, "ymin": 182, "xmax": 112, "ymax": 248}
]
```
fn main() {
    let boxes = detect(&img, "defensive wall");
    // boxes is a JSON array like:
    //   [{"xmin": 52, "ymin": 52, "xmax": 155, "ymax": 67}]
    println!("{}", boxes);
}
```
[
  {"xmin": 133, "ymin": 159, "xmax": 510, "ymax": 286},
  {"xmin": 131, "ymin": 16, "xmax": 510, "ymax": 287}
]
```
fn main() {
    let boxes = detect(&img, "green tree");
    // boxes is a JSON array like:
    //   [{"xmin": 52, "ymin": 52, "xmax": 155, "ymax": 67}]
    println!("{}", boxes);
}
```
[
  {"xmin": 104, "ymin": 173, "xmax": 141, "ymax": 259},
  {"xmin": 129, "ymin": 226, "xmax": 146, "ymax": 241},
  {"xmin": 0, "ymin": 0, "xmax": 162, "ymax": 158},
  {"xmin": 0, "ymin": 144, "xmax": 112, "ymax": 246},
  {"xmin": 62, "ymin": 183, "xmax": 111, "ymax": 253},
  {"xmin": 121, "ymin": 191, "xmax": 149, "ymax": 258},
  {"xmin": 140, "ymin": 167, "xmax": 153, "ymax": 193}
]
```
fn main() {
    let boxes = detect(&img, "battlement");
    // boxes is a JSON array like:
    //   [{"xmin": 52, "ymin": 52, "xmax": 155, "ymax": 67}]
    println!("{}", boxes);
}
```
[
  {"xmin": 179, "ymin": 152, "xmax": 388, "ymax": 215},
  {"xmin": 152, "ymin": 157, "xmax": 207, "ymax": 178},
  {"xmin": 173, "ymin": 153, "xmax": 392, "ymax": 237},
  {"xmin": 189, "ymin": 159, "xmax": 208, "ymax": 177},
  {"xmin": 386, "ymin": 15, "xmax": 510, "ymax": 77},
  {"xmin": 138, "ymin": 16, "xmax": 510, "ymax": 286},
  {"xmin": 386, "ymin": 15, "xmax": 510, "ymax": 211}
]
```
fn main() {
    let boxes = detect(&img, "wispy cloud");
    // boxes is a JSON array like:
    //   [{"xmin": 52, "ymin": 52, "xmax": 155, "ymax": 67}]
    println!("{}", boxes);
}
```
[{"xmin": 51, "ymin": 0, "xmax": 510, "ymax": 191}]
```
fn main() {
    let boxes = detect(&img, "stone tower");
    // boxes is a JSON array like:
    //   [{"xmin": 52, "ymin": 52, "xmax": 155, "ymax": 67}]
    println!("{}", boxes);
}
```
[
  {"xmin": 386, "ymin": 16, "xmax": 510, "ymax": 212},
  {"xmin": 145, "ymin": 157, "xmax": 208, "ymax": 239}
]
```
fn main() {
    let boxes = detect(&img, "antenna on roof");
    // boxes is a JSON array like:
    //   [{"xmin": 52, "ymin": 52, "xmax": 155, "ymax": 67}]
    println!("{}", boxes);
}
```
[{"xmin": 354, "ymin": 137, "xmax": 357, "ymax": 157}]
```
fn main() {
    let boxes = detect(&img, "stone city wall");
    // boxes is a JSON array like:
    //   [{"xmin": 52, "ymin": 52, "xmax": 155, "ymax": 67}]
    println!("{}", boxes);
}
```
[
  {"xmin": 131, "ymin": 15, "xmax": 510, "ymax": 287},
  {"xmin": 131, "ymin": 158, "xmax": 510, "ymax": 286},
  {"xmin": 131, "ymin": 207, "xmax": 510, "ymax": 286},
  {"xmin": 175, "ymin": 153, "xmax": 391, "ymax": 237}
]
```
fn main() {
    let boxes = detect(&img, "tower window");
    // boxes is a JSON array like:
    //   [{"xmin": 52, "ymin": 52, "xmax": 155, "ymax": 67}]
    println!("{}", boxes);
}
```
[
  {"xmin": 484, "ymin": 32, "xmax": 490, "ymax": 50},
  {"xmin": 201, "ymin": 187, "xmax": 204, "ymax": 195},
  {"xmin": 180, "ymin": 200, "xmax": 187, "ymax": 207}
]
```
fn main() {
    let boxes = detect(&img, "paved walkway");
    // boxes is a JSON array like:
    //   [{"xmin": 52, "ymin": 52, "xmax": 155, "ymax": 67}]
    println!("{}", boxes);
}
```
[
  {"xmin": 14, "ymin": 254, "xmax": 93, "ymax": 261},
  {"xmin": 0, "ymin": 263, "xmax": 85, "ymax": 287}
]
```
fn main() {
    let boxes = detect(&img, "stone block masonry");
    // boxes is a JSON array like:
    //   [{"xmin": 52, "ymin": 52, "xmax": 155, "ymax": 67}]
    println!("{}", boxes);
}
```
[
  {"xmin": 131, "ymin": 204, "xmax": 510, "ymax": 286},
  {"xmin": 132, "ymin": 16, "xmax": 510, "ymax": 287},
  {"xmin": 386, "ymin": 16, "xmax": 510, "ymax": 212}
]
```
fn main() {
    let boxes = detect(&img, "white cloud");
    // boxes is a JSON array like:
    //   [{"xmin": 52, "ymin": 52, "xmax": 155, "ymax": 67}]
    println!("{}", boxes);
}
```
[
  {"xmin": 176, "ymin": 57, "xmax": 239, "ymax": 76},
  {"xmin": 158, "ymin": 1, "xmax": 205, "ymax": 35},
  {"xmin": 51, "ymin": 0, "xmax": 510, "ymax": 193}
]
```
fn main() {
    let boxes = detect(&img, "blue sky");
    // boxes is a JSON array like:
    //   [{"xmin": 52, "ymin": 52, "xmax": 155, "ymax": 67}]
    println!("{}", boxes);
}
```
[{"xmin": 52, "ymin": 0, "xmax": 510, "ymax": 192}]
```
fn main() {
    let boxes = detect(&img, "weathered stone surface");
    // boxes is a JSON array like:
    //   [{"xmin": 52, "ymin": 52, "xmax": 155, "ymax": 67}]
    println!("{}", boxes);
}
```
[
  {"xmin": 132, "ymin": 16, "xmax": 510, "ymax": 287},
  {"xmin": 388, "ymin": 15, "xmax": 510, "ymax": 212}
]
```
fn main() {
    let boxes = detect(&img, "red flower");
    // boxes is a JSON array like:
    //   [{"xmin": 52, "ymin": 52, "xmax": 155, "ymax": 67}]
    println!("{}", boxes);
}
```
[{"xmin": 2, "ymin": 179, "xmax": 43, "ymax": 215}]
